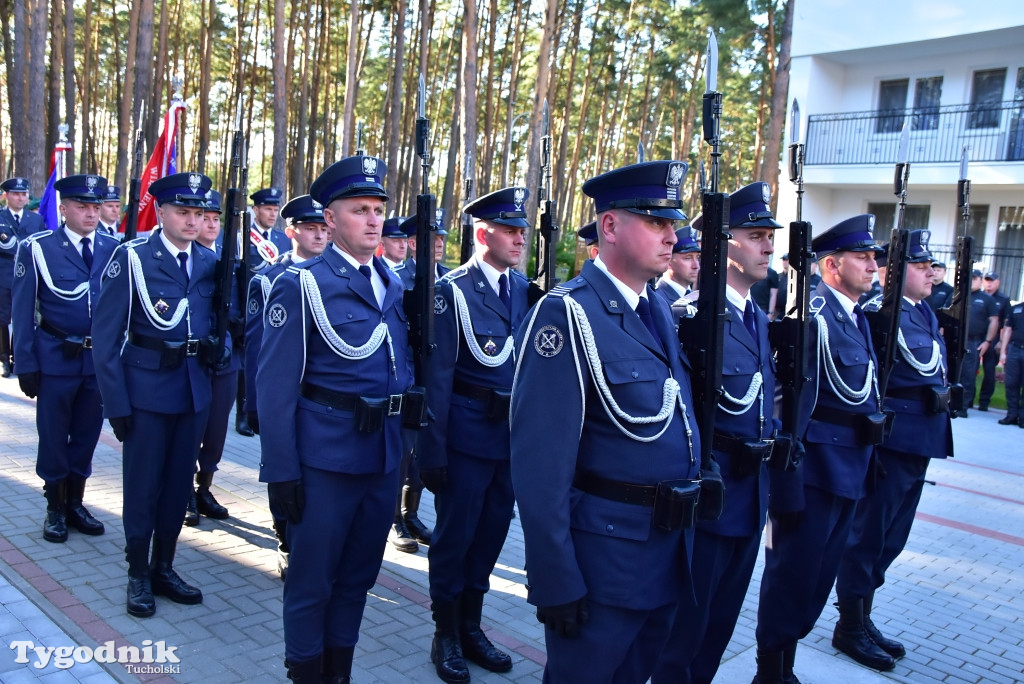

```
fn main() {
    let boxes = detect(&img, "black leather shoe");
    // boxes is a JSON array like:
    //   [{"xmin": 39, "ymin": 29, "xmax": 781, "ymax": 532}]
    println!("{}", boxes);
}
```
[
  {"xmin": 43, "ymin": 508, "xmax": 68, "ymax": 543},
  {"xmin": 781, "ymin": 643, "xmax": 802, "ymax": 684},
  {"xmin": 461, "ymin": 625, "xmax": 512, "ymax": 672},
  {"xmin": 833, "ymin": 599, "xmax": 894, "ymax": 671},
  {"xmin": 999, "ymin": 415, "xmax": 1019, "ymax": 425},
  {"xmin": 864, "ymin": 591, "xmax": 905, "ymax": 659},
  {"xmin": 127, "ymin": 575, "xmax": 156, "ymax": 617},
  {"xmin": 184, "ymin": 492, "xmax": 199, "ymax": 527},
  {"xmin": 431, "ymin": 631, "xmax": 470, "ymax": 683},
  {"xmin": 235, "ymin": 414, "xmax": 255, "ymax": 437},
  {"xmin": 978, "ymin": 404, "xmax": 988, "ymax": 412},
  {"xmin": 284, "ymin": 656, "xmax": 322, "ymax": 683},
  {"xmin": 388, "ymin": 517, "xmax": 419, "ymax": 553},
  {"xmin": 195, "ymin": 472, "xmax": 229, "ymax": 519},
  {"xmin": 1, "ymin": 361, "xmax": 12, "ymax": 378},
  {"xmin": 65, "ymin": 477, "xmax": 104, "ymax": 535},
  {"xmin": 151, "ymin": 566, "xmax": 203, "ymax": 604},
  {"xmin": 402, "ymin": 486, "xmax": 433, "ymax": 545}
]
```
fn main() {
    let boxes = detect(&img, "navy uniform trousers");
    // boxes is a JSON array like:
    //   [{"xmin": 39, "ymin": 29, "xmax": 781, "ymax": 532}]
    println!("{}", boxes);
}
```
[
  {"xmin": 511, "ymin": 262, "xmax": 701, "ymax": 683},
  {"xmin": 836, "ymin": 301, "xmax": 953, "ymax": 600},
  {"xmin": 419, "ymin": 259, "xmax": 528, "ymax": 602},
  {"xmin": 12, "ymin": 228, "xmax": 118, "ymax": 483},
  {"xmin": 757, "ymin": 284, "xmax": 879, "ymax": 651},
  {"xmin": 653, "ymin": 299, "xmax": 775, "ymax": 684},
  {"xmin": 257, "ymin": 248, "xmax": 412, "ymax": 662},
  {"xmin": 1002, "ymin": 304, "xmax": 1024, "ymax": 418},
  {"xmin": 92, "ymin": 231, "xmax": 217, "ymax": 549}
]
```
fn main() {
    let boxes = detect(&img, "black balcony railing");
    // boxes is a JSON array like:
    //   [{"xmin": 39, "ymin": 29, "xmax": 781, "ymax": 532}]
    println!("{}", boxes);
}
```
[{"xmin": 805, "ymin": 101, "xmax": 1024, "ymax": 165}]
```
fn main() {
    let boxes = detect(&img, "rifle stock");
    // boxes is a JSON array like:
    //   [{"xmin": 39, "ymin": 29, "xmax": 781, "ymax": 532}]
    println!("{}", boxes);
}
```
[
  {"xmin": 213, "ymin": 105, "xmax": 245, "ymax": 354},
  {"xmin": 460, "ymin": 176, "xmax": 474, "ymax": 265}
]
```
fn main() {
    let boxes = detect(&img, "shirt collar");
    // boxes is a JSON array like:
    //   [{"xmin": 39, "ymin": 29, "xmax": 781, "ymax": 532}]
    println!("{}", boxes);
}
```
[
  {"xmin": 158, "ymin": 229, "xmax": 192, "ymax": 259},
  {"xmin": 382, "ymin": 256, "xmax": 403, "ymax": 271},
  {"xmin": 725, "ymin": 284, "xmax": 751, "ymax": 312},
  {"xmin": 474, "ymin": 255, "xmax": 509, "ymax": 294},
  {"xmin": 332, "ymin": 243, "xmax": 371, "ymax": 268},
  {"xmin": 826, "ymin": 283, "xmax": 858, "ymax": 318},
  {"xmin": 62, "ymin": 226, "xmax": 86, "ymax": 248},
  {"xmin": 594, "ymin": 256, "xmax": 644, "ymax": 310}
]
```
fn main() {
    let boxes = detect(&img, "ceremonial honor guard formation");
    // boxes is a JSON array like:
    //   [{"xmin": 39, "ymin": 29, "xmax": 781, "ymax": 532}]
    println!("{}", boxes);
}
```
[{"xmin": 1, "ymin": 13, "xmax": 1024, "ymax": 684}]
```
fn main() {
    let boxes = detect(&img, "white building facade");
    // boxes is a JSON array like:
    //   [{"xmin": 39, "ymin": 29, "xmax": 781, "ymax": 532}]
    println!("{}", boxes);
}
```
[{"xmin": 778, "ymin": 2, "xmax": 1024, "ymax": 299}]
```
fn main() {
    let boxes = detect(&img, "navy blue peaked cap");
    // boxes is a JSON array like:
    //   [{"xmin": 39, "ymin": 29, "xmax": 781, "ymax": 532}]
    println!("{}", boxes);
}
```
[
  {"xmin": 729, "ymin": 182, "xmax": 782, "ymax": 229},
  {"xmin": 577, "ymin": 221, "xmax": 597, "ymax": 246},
  {"xmin": 281, "ymin": 194, "xmax": 325, "ymax": 225},
  {"xmin": 812, "ymin": 214, "xmax": 884, "ymax": 258},
  {"xmin": 674, "ymin": 226, "xmax": 700, "ymax": 253},
  {"xmin": 1, "ymin": 177, "xmax": 30, "ymax": 193},
  {"xmin": 876, "ymin": 229, "xmax": 932, "ymax": 268},
  {"xmin": 583, "ymin": 161, "xmax": 688, "ymax": 220},
  {"xmin": 148, "ymin": 172, "xmax": 213, "ymax": 208},
  {"xmin": 400, "ymin": 209, "xmax": 449, "ymax": 237},
  {"xmin": 382, "ymin": 216, "xmax": 407, "ymax": 238},
  {"xmin": 204, "ymin": 189, "xmax": 222, "ymax": 213},
  {"xmin": 101, "ymin": 184, "xmax": 122, "ymax": 202},
  {"xmin": 55, "ymin": 174, "xmax": 107, "ymax": 204},
  {"xmin": 310, "ymin": 156, "xmax": 389, "ymax": 206},
  {"xmin": 250, "ymin": 187, "xmax": 283, "ymax": 205},
  {"xmin": 464, "ymin": 187, "xmax": 530, "ymax": 229}
]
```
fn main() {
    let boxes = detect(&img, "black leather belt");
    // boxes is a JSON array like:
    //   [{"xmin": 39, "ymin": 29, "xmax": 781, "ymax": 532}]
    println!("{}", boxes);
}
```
[
  {"xmin": 128, "ymin": 331, "xmax": 199, "ymax": 357},
  {"xmin": 40, "ymin": 319, "xmax": 91, "ymax": 349},
  {"xmin": 300, "ymin": 381, "xmax": 404, "ymax": 416},
  {"xmin": 0, "ymin": 252, "xmax": 13, "ymax": 259},
  {"xmin": 573, "ymin": 469, "xmax": 657, "ymax": 507},
  {"xmin": 811, "ymin": 405, "xmax": 860, "ymax": 428},
  {"xmin": 712, "ymin": 432, "xmax": 773, "ymax": 456},
  {"xmin": 453, "ymin": 378, "xmax": 508, "ymax": 402},
  {"xmin": 886, "ymin": 386, "xmax": 937, "ymax": 402}
]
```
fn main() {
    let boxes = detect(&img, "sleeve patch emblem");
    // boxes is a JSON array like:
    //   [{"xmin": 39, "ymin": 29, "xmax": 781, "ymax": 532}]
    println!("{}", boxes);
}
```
[{"xmin": 533, "ymin": 325, "xmax": 564, "ymax": 358}]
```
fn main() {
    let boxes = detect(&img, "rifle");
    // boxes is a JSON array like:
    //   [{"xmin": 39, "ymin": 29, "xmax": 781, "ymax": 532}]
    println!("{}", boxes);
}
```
[
  {"xmin": 404, "ymin": 73, "xmax": 437, "ymax": 431},
  {"xmin": 768, "ymin": 98, "xmax": 813, "ymax": 465},
  {"xmin": 531, "ymin": 98, "xmax": 559, "ymax": 302},
  {"xmin": 937, "ymin": 145, "xmax": 974, "ymax": 414},
  {"xmin": 460, "ymin": 175, "xmax": 474, "ymax": 265},
  {"xmin": 677, "ymin": 28, "xmax": 729, "ymax": 519},
  {"xmin": 122, "ymin": 104, "xmax": 146, "ymax": 241},
  {"xmin": 212, "ymin": 98, "xmax": 245, "ymax": 362},
  {"xmin": 866, "ymin": 122, "xmax": 912, "ymax": 399}
]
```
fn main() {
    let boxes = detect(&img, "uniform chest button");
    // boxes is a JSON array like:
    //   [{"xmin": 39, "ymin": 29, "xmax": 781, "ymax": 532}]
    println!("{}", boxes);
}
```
[
  {"xmin": 347, "ymin": 314, "xmax": 353, "ymax": 319},
  {"xmin": 631, "ymin": 371, "xmax": 639, "ymax": 379},
  {"xmin": 606, "ymin": 524, "xmax": 614, "ymax": 533}
]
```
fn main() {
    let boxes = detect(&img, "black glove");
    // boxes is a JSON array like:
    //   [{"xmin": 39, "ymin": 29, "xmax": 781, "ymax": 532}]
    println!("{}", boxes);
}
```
[
  {"xmin": 247, "ymin": 411, "xmax": 260, "ymax": 435},
  {"xmin": 769, "ymin": 509, "xmax": 804, "ymax": 532},
  {"xmin": 268, "ymin": 480, "xmax": 305, "ymax": 524},
  {"xmin": 696, "ymin": 457, "xmax": 725, "ymax": 522},
  {"xmin": 199, "ymin": 336, "xmax": 232, "ymax": 371},
  {"xmin": 537, "ymin": 597, "xmax": 590, "ymax": 638},
  {"xmin": 419, "ymin": 467, "xmax": 448, "ymax": 494},
  {"xmin": 109, "ymin": 416, "xmax": 133, "ymax": 442},
  {"xmin": 18, "ymin": 371, "xmax": 40, "ymax": 399}
]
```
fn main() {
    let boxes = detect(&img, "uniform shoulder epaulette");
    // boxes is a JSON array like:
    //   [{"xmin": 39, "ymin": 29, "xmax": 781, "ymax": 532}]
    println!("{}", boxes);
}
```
[
  {"xmin": 808, "ymin": 295, "xmax": 826, "ymax": 316},
  {"xmin": 861, "ymin": 294, "xmax": 883, "ymax": 313},
  {"xmin": 392, "ymin": 261, "xmax": 408, "ymax": 273},
  {"xmin": 195, "ymin": 241, "xmax": 217, "ymax": 256},
  {"xmin": 120, "ymin": 236, "xmax": 148, "ymax": 249},
  {"xmin": 287, "ymin": 255, "xmax": 321, "ymax": 273},
  {"xmin": 94, "ymin": 230, "xmax": 120, "ymax": 243},
  {"xmin": 439, "ymin": 266, "xmax": 469, "ymax": 284},
  {"xmin": 546, "ymin": 276, "xmax": 586, "ymax": 299},
  {"xmin": 23, "ymin": 230, "xmax": 51, "ymax": 243},
  {"xmin": 510, "ymin": 269, "xmax": 529, "ymax": 283}
]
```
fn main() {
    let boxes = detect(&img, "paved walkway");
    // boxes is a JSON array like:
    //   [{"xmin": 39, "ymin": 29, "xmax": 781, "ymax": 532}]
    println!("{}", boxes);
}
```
[{"xmin": 0, "ymin": 376, "xmax": 1022, "ymax": 683}]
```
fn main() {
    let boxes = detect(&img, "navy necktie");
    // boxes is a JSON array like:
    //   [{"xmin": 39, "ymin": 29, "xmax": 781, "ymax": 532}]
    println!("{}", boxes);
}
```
[
  {"xmin": 636, "ymin": 297, "xmax": 664, "ymax": 353},
  {"xmin": 177, "ymin": 252, "xmax": 189, "ymax": 283},
  {"xmin": 81, "ymin": 236, "xmax": 93, "ymax": 270},
  {"xmin": 12, "ymin": 213, "xmax": 19, "ymax": 226},
  {"xmin": 852, "ymin": 304, "xmax": 871, "ymax": 345},
  {"xmin": 916, "ymin": 301, "xmax": 934, "ymax": 327},
  {"xmin": 498, "ymin": 273, "xmax": 511, "ymax": 314},
  {"xmin": 743, "ymin": 300, "xmax": 758, "ymax": 343},
  {"xmin": 263, "ymin": 230, "xmax": 270, "ymax": 242},
  {"xmin": 358, "ymin": 264, "xmax": 372, "ymax": 281}
]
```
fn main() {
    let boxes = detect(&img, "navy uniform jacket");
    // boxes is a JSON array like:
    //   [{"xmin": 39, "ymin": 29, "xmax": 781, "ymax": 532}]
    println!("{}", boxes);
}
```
[
  {"xmin": 256, "ymin": 248, "xmax": 414, "ymax": 483},
  {"xmin": 924, "ymin": 281, "xmax": 953, "ymax": 311},
  {"xmin": 243, "ymin": 252, "xmax": 294, "ymax": 411},
  {"xmin": 801, "ymin": 282, "xmax": 880, "ymax": 500},
  {"xmin": 880, "ymin": 299, "xmax": 953, "ymax": 459},
  {"xmin": 394, "ymin": 260, "xmax": 415, "ymax": 291},
  {"xmin": 701, "ymin": 299, "xmax": 775, "ymax": 538},
  {"xmin": 91, "ymin": 230, "xmax": 218, "ymax": 418},
  {"xmin": 11, "ymin": 228, "xmax": 119, "ymax": 375},
  {"xmin": 0, "ymin": 210, "xmax": 44, "ymax": 289},
  {"xmin": 418, "ymin": 258, "xmax": 529, "ymax": 468},
  {"xmin": 653, "ymin": 277, "xmax": 688, "ymax": 307},
  {"xmin": 510, "ymin": 261, "xmax": 701, "ymax": 611}
]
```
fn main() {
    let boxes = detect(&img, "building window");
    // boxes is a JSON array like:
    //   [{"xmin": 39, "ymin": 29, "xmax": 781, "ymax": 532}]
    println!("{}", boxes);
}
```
[
  {"xmin": 994, "ymin": 207, "xmax": 1024, "ymax": 300},
  {"xmin": 912, "ymin": 77, "xmax": 942, "ymax": 131},
  {"xmin": 1009, "ymin": 68, "xmax": 1024, "ymax": 161},
  {"xmin": 967, "ymin": 68, "xmax": 1007, "ymax": 130},
  {"xmin": 876, "ymin": 79, "xmax": 909, "ymax": 134},
  {"xmin": 866, "ymin": 203, "xmax": 931, "ymax": 240}
]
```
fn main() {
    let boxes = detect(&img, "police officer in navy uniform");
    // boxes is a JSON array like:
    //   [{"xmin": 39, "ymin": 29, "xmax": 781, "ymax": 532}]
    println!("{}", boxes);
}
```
[
  {"xmin": 924, "ymin": 260, "xmax": 953, "ymax": 311},
  {"xmin": 998, "ymin": 298, "xmax": 1024, "ymax": 427},
  {"xmin": 92, "ymin": 171, "xmax": 226, "ymax": 618},
  {"xmin": 959, "ymin": 270, "xmax": 999, "ymax": 416},
  {"xmin": 256, "ymin": 156, "xmax": 413, "ymax": 683},
  {"xmin": 576, "ymin": 220, "xmax": 599, "ymax": 264},
  {"xmin": 653, "ymin": 182, "xmax": 784, "ymax": 684},
  {"xmin": 754, "ymin": 215, "xmax": 886, "ymax": 683},
  {"xmin": 979, "ymin": 271, "xmax": 1010, "ymax": 411},
  {"xmin": 419, "ymin": 187, "xmax": 530, "ymax": 682},
  {"xmin": 11, "ymin": 174, "xmax": 119, "ymax": 543},
  {"xmin": 243, "ymin": 193, "xmax": 330, "ymax": 579},
  {"xmin": 98, "ymin": 185, "xmax": 123, "ymax": 238},
  {"xmin": 184, "ymin": 189, "xmax": 242, "ymax": 526},
  {"xmin": 380, "ymin": 216, "xmax": 409, "ymax": 272},
  {"xmin": 834, "ymin": 229, "xmax": 954, "ymax": 671},
  {"xmin": 654, "ymin": 226, "xmax": 700, "ymax": 309},
  {"xmin": 511, "ymin": 160, "xmax": 702, "ymax": 683},
  {"xmin": 401, "ymin": 208, "xmax": 451, "ymax": 285},
  {"xmin": 2, "ymin": 176, "xmax": 45, "ymax": 377}
]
